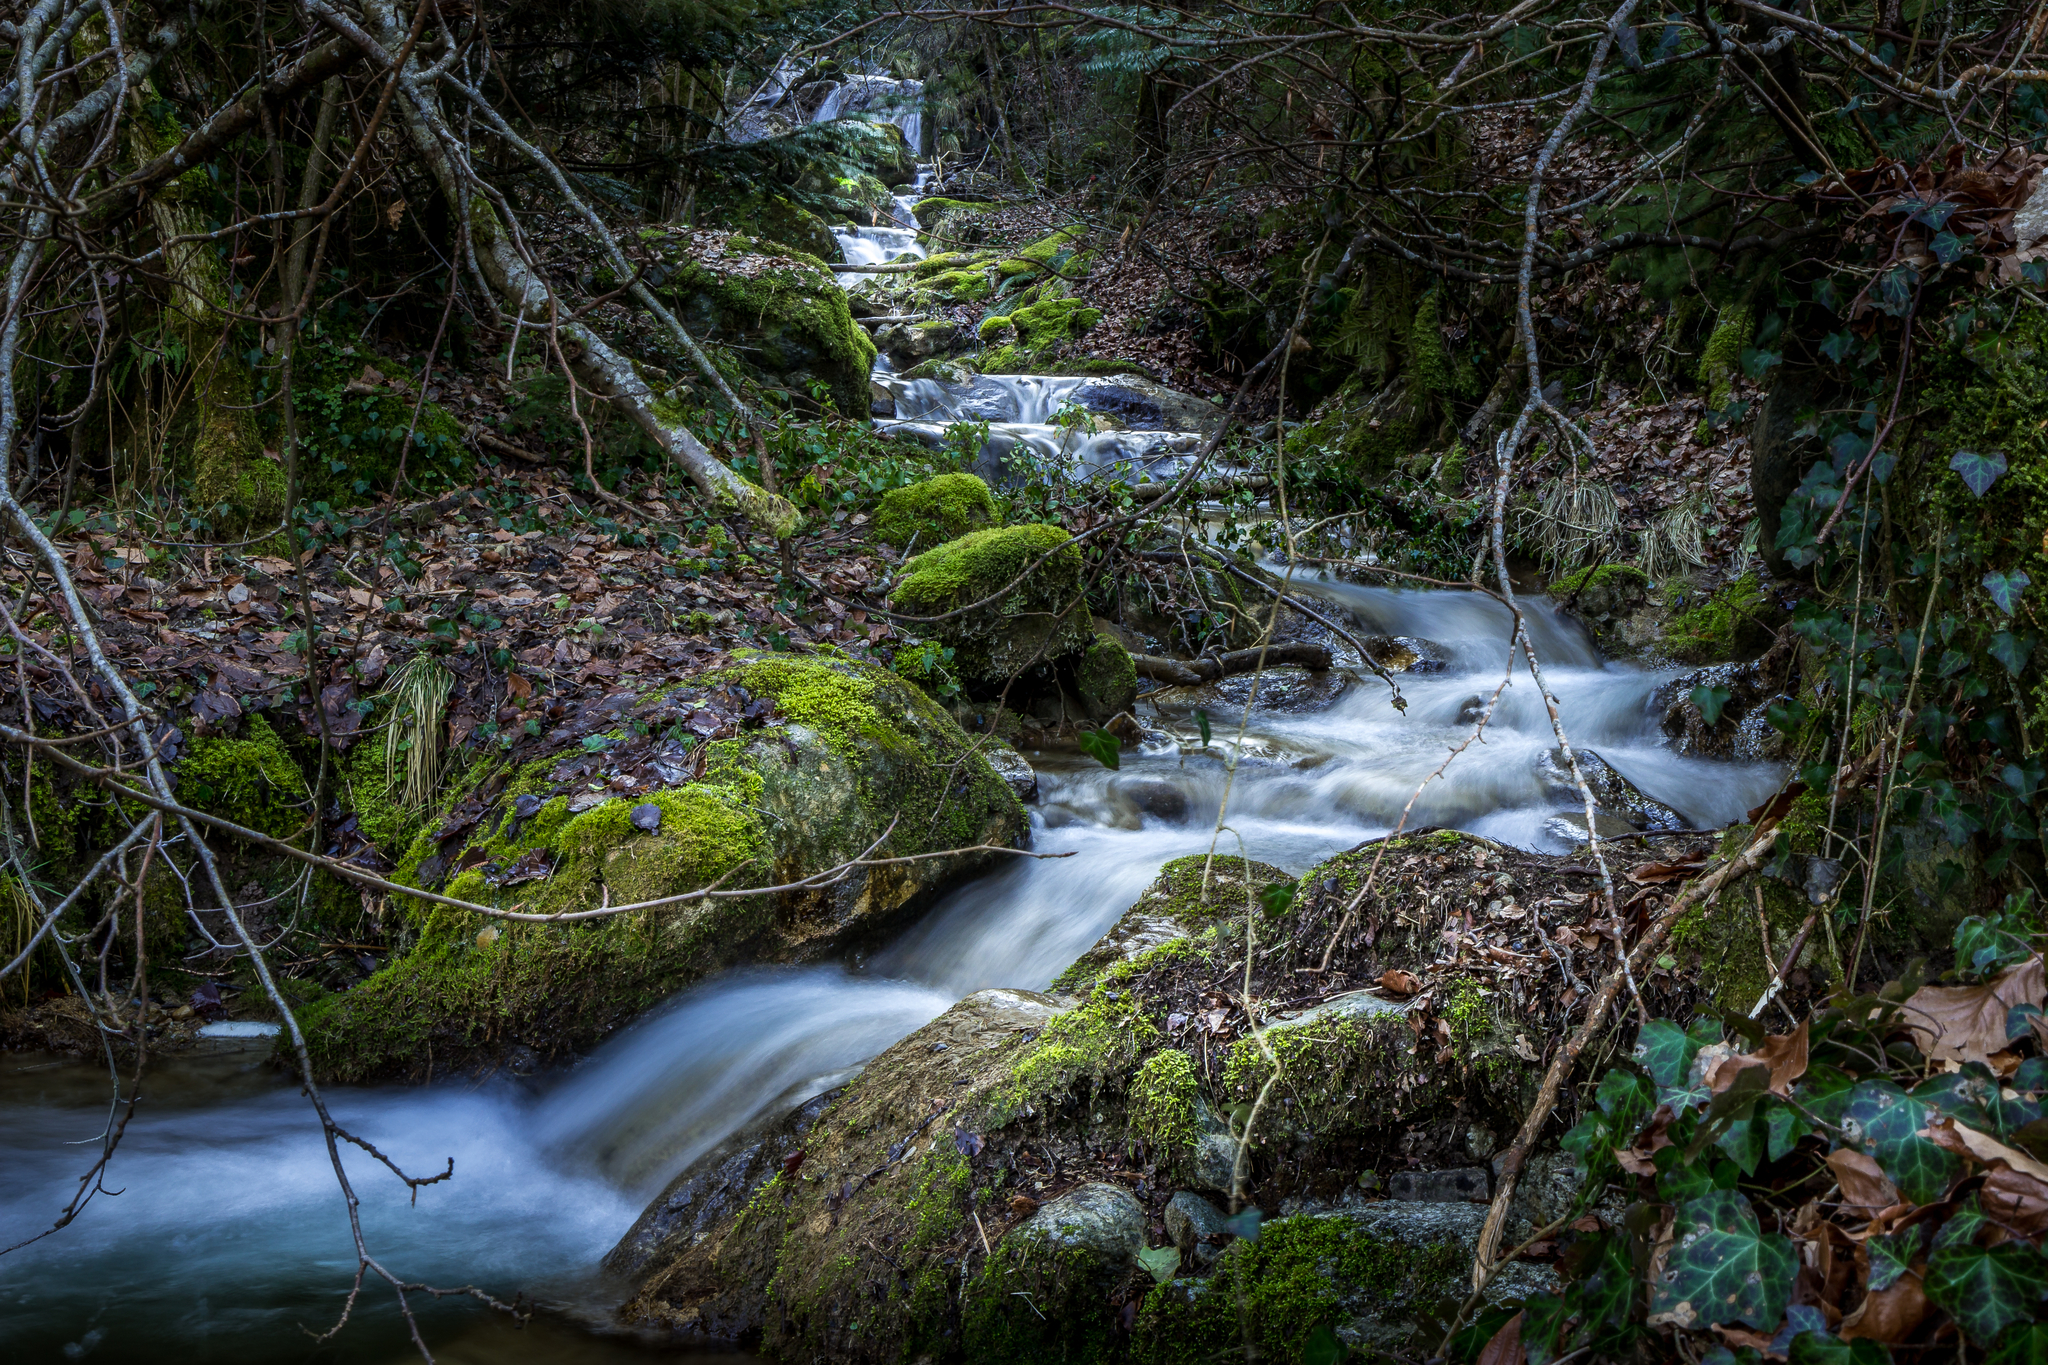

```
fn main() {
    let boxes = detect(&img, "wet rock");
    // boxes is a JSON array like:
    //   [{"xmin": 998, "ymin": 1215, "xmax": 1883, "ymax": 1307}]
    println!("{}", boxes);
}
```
[
  {"xmin": 873, "ymin": 318, "xmax": 962, "ymax": 367},
  {"xmin": 1165, "ymin": 1190, "xmax": 1230, "ymax": 1267},
  {"xmin": 1010, "ymin": 1182, "xmax": 1146, "ymax": 1266},
  {"xmin": 1544, "ymin": 810, "xmax": 1642, "ymax": 845},
  {"xmin": 1361, "ymin": 634, "xmax": 1451, "ymax": 673},
  {"xmin": 1191, "ymin": 1131, "xmax": 1242, "ymax": 1195},
  {"xmin": 629, "ymin": 802, "xmax": 663, "ymax": 832},
  {"xmin": 1656, "ymin": 629, "xmax": 1797, "ymax": 760},
  {"xmin": 1388, "ymin": 1167, "xmax": 1490, "ymax": 1203},
  {"xmin": 606, "ymin": 1090, "xmax": 834, "ymax": 1281},
  {"xmin": 1069, "ymin": 374, "xmax": 1227, "ymax": 436},
  {"xmin": 1535, "ymin": 747, "xmax": 1685, "ymax": 831},
  {"xmin": 1151, "ymin": 664, "xmax": 1351, "ymax": 715},
  {"xmin": 1111, "ymin": 774, "xmax": 1189, "ymax": 822},
  {"xmin": 868, "ymin": 381, "xmax": 894, "ymax": 417},
  {"xmin": 981, "ymin": 740, "xmax": 1037, "ymax": 802}
]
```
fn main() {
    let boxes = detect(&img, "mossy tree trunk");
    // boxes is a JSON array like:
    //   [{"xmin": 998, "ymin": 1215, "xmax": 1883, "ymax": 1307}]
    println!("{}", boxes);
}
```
[{"xmin": 131, "ymin": 92, "xmax": 285, "ymax": 531}]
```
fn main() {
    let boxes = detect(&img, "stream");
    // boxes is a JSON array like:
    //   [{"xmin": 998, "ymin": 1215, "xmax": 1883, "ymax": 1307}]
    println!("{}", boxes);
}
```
[{"xmin": 1, "ymin": 133, "xmax": 1785, "ymax": 1364}]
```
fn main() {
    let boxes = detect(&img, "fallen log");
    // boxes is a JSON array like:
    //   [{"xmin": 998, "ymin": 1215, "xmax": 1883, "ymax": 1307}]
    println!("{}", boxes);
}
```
[{"xmin": 1131, "ymin": 641, "xmax": 1332, "ymax": 686}]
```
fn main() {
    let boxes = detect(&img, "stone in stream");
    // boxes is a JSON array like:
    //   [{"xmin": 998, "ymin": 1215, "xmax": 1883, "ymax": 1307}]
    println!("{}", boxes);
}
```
[
  {"xmin": 980, "ymin": 739, "xmax": 1038, "ymax": 803},
  {"xmin": 298, "ymin": 655, "xmax": 1026, "ymax": 1082},
  {"xmin": 1069, "ymin": 374, "xmax": 1228, "ymax": 435},
  {"xmin": 1534, "ymin": 746, "xmax": 1685, "ymax": 831},
  {"xmin": 1655, "ymin": 628, "xmax": 1798, "ymax": 761}
]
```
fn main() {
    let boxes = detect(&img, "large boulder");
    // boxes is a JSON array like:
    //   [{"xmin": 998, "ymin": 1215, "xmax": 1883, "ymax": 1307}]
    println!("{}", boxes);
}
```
[
  {"xmin": 888, "ymin": 524, "xmax": 1092, "ymax": 687},
  {"xmin": 871, "ymin": 472, "xmax": 997, "ymax": 550},
  {"xmin": 299, "ymin": 654, "xmax": 1026, "ymax": 1080},
  {"xmin": 643, "ymin": 229, "xmax": 875, "ymax": 416}
]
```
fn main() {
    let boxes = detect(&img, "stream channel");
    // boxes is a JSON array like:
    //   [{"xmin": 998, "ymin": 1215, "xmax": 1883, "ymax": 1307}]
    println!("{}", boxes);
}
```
[{"xmin": 0, "ymin": 147, "xmax": 1786, "ymax": 1365}]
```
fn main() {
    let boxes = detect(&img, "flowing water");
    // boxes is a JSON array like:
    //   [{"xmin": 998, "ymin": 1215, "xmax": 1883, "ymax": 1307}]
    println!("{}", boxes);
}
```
[{"xmin": 1, "ymin": 144, "xmax": 1785, "ymax": 1364}]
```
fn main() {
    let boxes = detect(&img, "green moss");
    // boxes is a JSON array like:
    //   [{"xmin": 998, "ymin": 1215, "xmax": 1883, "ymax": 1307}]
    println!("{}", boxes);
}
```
[
  {"xmin": 889, "ymin": 525, "xmax": 1091, "ymax": 685},
  {"xmin": 871, "ymin": 472, "xmax": 997, "ymax": 549},
  {"xmin": 996, "ymin": 227, "xmax": 1088, "ymax": 278},
  {"xmin": 1076, "ymin": 631, "xmax": 1136, "ymax": 720},
  {"xmin": 1546, "ymin": 563, "xmax": 1650, "ymax": 599},
  {"xmin": 1144, "ymin": 854, "xmax": 1294, "ymax": 922},
  {"xmin": 647, "ymin": 231, "xmax": 876, "ymax": 415},
  {"xmin": 917, "ymin": 268, "xmax": 992, "ymax": 302},
  {"xmin": 1128, "ymin": 1047, "xmax": 1200, "ymax": 1154},
  {"xmin": 905, "ymin": 1143, "xmax": 974, "ymax": 1252},
  {"xmin": 1664, "ymin": 572, "xmax": 1779, "ymax": 662},
  {"xmin": 180, "ymin": 715, "xmax": 311, "ymax": 841},
  {"xmin": 305, "ymin": 657, "xmax": 1025, "ymax": 1081},
  {"xmin": 1697, "ymin": 302, "xmax": 1754, "ymax": 409},
  {"xmin": 1408, "ymin": 285, "xmax": 1451, "ymax": 404},
  {"xmin": 980, "ymin": 296, "xmax": 1102, "ymax": 353},
  {"xmin": 1132, "ymin": 1213, "xmax": 1465, "ymax": 1364}
]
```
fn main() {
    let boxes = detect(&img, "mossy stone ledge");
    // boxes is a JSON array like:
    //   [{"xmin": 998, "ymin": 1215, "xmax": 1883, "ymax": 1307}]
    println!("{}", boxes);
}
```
[
  {"xmin": 870, "ymin": 472, "xmax": 998, "ymax": 550},
  {"xmin": 298, "ymin": 653, "xmax": 1026, "ymax": 1082}
]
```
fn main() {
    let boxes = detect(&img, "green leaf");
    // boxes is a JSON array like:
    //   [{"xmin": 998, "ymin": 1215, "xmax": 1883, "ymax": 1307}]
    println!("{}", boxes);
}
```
[
  {"xmin": 1789, "ymin": 1332, "xmax": 1893, "ymax": 1365},
  {"xmin": 1651, "ymin": 1189, "xmax": 1797, "ymax": 1330},
  {"xmin": 1716, "ymin": 1111, "xmax": 1769, "ymax": 1175},
  {"xmin": 1912, "ymin": 1068, "xmax": 2000, "ymax": 1132},
  {"xmin": 1867, "ymin": 1225, "xmax": 1923, "ymax": 1294},
  {"xmin": 1691, "ymin": 684, "xmax": 1733, "ymax": 727},
  {"xmin": 1077, "ymin": 728, "xmax": 1121, "ymax": 770},
  {"xmin": 1952, "ymin": 448, "xmax": 2009, "ymax": 496},
  {"xmin": 1258, "ymin": 883, "xmax": 1297, "ymax": 916},
  {"xmin": 1924, "ymin": 1238, "xmax": 2048, "ymax": 1344},
  {"xmin": 1991, "ymin": 630, "xmax": 2037, "ymax": 676},
  {"xmin": 1300, "ymin": 1324, "xmax": 1350, "ymax": 1365},
  {"xmin": 1135, "ymin": 1244, "xmax": 1181, "ymax": 1284},
  {"xmin": 1195, "ymin": 708, "xmax": 1211, "ymax": 748},
  {"xmin": 1985, "ymin": 570, "xmax": 2033, "ymax": 616},
  {"xmin": 1637, "ymin": 1018, "xmax": 1720, "ymax": 1104},
  {"xmin": 1596, "ymin": 1065, "xmax": 1655, "ymax": 1131},
  {"xmin": 1843, "ymin": 1078, "xmax": 1963, "ymax": 1204},
  {"xmin": 1989, "ymin": 1322, "xmax": 2048, "ymax": 1365},
  {"xmin": 1766, "ymin": 1103, "xmax": 1810, "ymax": 1161}
]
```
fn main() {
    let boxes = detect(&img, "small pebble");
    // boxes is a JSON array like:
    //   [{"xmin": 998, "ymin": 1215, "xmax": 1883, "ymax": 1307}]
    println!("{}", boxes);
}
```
[
  {"xmin": 630, "ymin": 802, "xmax": 663, "ymax": 832},
  {"xmin": 513, "ymin": 793, "xmax": 543, "ymax": 818}
]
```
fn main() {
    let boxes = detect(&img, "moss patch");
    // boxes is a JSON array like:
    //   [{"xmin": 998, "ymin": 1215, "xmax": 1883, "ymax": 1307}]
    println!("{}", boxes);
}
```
[
  {"xmin": 1664, "ymin": 572, "xmax": 1780, "ymax": 662},
  {"xmin": 180, "ymin": 715, "xmax": 312, "ymax": 841},
  {"xmin": 871, "ymin": 472, "xmax": 997, "ymax": 549},
  {"xmin": 889, "ymin": 524, "xmax": 1091, "ymax": 685}
]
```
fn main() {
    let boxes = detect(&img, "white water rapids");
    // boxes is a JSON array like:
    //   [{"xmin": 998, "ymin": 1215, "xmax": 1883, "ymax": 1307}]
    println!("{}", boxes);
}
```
[{"xmin": 1, "ymin": 135, "xmax": 1783, "ymax": 1365}]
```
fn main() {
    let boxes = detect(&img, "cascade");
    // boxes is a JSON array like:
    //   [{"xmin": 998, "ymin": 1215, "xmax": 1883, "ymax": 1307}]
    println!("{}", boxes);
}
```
[{"xmin": 0, "ymin": 110, "xmax": 1787, "ymax": 1365}]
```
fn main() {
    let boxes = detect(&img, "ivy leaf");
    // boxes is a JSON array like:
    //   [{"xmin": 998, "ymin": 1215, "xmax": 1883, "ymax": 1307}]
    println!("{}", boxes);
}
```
[
  {"xmin": 1650, "ymin": 1189, "xmax": 1797, "ymax": 1330},
  {"xmin": 1930, "ymin": 229, "xmax": 1969, "ymax": 265},
  {"xmin": 1767, "ymin": 1102, "xmax": 1810, "ymax": 1161},
  {"xmin": 1924, "ymin": 1238, "xmax": 2048, "ymax": 1344},
  {"xmin": 1985, "ymin": 570, "xmax": 2032, "ymax": 616},
  {"xmin": 1868, "ymin": 1224, "xmax": 1924, "ymax": 1294},
  {"xmin": 1843, "ymin": 1078, "xmax": 1964, "ymax": 1204},
  {"xmin": 1637, "ymin": 1018, "xmax": 1720, "ymax": 1092},
  {"xmin": 1077, "ymin": 728, "xmax": 1121, "ymax": 770},
  {"xmin": 1819, "ymin": 332, "xmax": 1855, "ymax": 363},
  {"xmin": 1691, "ymin": 684, "xmax": 1733, "ymax": 727},
  {"xmin": 1135, "ymin": 1244, "xmax": 1181, "ymax": 1284},
  {"xmin": 1991, "ymin": 631, "xmax": 2037, "ymax": 677},
  {"xmin": 1951, "ymin": 448, "xmax": 2009, "ymax": 497},
  {"xmin": 1789, "ymin": 1333, "xmax": 1894, "ymax": 1365},
  {"xmin": 1990, "ymin": 1322, "xmax": 2048, "ymax": 1365},
  {"xmin": 1258, "ymin": 883, "xmax": 1297, "ymax": 917},
  {"xmin": 1596, "ymin": 1065, "xmax": 1656, "ymax": 1131},
  {"xmin": 1717, "ymin": 1111, "xmax": 1769, "ymax": 1175}
]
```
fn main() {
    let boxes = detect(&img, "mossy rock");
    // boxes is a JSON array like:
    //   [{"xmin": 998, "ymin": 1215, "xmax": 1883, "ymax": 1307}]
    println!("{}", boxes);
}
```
[
  {"xmin": 1662, "ymin": 573, "xmax": 1782, "ymax": 663},
  {"xmin": 683, "ymin": 121, "xmax": 915, "ymax": 223},
  {"xmin": 981, "ymin": 297, "xmax": 1102, "ymax": 354},
  {"xmin": 299, "ymin": 654, "xmax": 1026, "ymax": 1081},
  {"xmin": 995, "ymin": 226, "xmax": 1089, "ymax": 280},
  {"xmin": 888, "ymin": 525, "xmax": 1093, "ymax": 686},
  {"xmin": 693, "ymin": 189, "xmax": 840, "ymax": 262},
  {"xmin": 179, "ymin": 714, "xmax": 312, "ymax": 841},
  {"xmin": 642, "ymin": 230, "xmax": 875, "ymax": 415},
  {"xmin": 1076, "ymin": 629, "xmax": 1136, "ymax": 720},
  {"xmin": 1546, "ymin": 563, "xmax": 1650, "ymax": 619},
  {"xmin": 912, "ymin": 197, "xmax": 998, "ymax": 247},
  {"xmin": 871, "ymin": 472, "xmax": 997, "ymax": 550}
]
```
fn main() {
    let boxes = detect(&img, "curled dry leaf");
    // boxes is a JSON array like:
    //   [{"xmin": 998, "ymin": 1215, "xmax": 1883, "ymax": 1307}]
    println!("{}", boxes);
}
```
[
  {"xmin": 1902, "ymin": 956, "xmax": 2046, "ymax": 1064},
  {"xmin": 1826, "ymin": 1149, "xmax": 1904, "ymax": 1216},
  {"xmin": 1378, "ymin": 968, "xmax": 1422, "ymax": 996},
  {"xmin": 1700, "ymin": 1021, "xmax": 1809, "ymax": 1097},
  {"xmin": 1475, "ymin": 1310, "xmax": 1527, "ymax": 1365},
  {"xmin": 1984, "ymin": 1166, "xmax": 2048, "ymax": 1238},
  {"xmin": 1628, "ymin": 858, "xmax": 1708, "ymax": 885},
  {"xmin": 1839, "ymin": 1267, "xmax": 1932, "ymax": 1344},
  {"xmin": 1922, "ymin": 1114, "xmax": 2048, "ymax": 1183}
]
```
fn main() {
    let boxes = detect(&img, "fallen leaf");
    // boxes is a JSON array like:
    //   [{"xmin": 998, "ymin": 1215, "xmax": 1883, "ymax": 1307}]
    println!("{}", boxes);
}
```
[
  {"xmin": 781, "ymin": 1149, "xmax": 805, "ymax": 1178},
  {"xmin": 1826, "ymin": 1149, "xmax": 1903, "ymax": 1215},
  {"xmin": 1840, "ymin": 1266, "xmax": 1931, "ymax": 1343},
  {"xmin": 1747, "ymin": 783, "xmax": 1809, "ymax": 826},
  {"xmin": 1922, "ymin": 1114, "xmax": 2048, "ymax": 1182},
  {"xmin": 953, "ymin": 1126, "xmax": 984, "ymax": 1158},
  {"xmin": 1904, "ymin": 957, "xmax": 2047, "ymax": 1064},
  {"xmin": 1009, "ymin": 1194, "xmax": 1039, "ymax": 1216},
  {"xmin": 1476, "ymin": 1310, "xmax": 1526, "ymax": 1365},
  {"xmin": 1983, "ymin": 1165, "xmax": 2048, "ymax": 1238},
  {"xmin": 1378, "ymin": 968, "xmax": 1422, "ymax": 996},
  {"xmin": 1628, "ymin": 858, "xmax": 1708, "ymax": 885}
]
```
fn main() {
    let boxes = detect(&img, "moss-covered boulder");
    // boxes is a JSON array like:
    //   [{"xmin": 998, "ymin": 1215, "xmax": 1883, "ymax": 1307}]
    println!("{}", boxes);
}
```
[
  {"xmin": 977, "ymin": 296, "xmax": 1102, "ymax": 353},
  {"xmin": 1076, "ymin": 628, "xmax": 1136, "ymax": 720},
  {"xmin": 1662, "ymin": 572, "xmax": 1784, "ymax": 662},
  {"xmin": 299, "ymin": 654, "xmax": 1026, "ymax": 1081},
  {"xmin": 871, "ymin": 472, "xmax": 997, "ymax": 549},
  {"xmin": 684, "ymin": 121, "xmax": 917, "ymax": 223},
  {"xmin": 642, "ymin": 229, "xmax": 875, "ymax": 415},
  {"xmin": 912, "ymin": 196, "xmax": 998, "ymax": 247},
  {"xmin": 888, "ymin": 525, "xmax": 1092, "ymax": 685}
]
